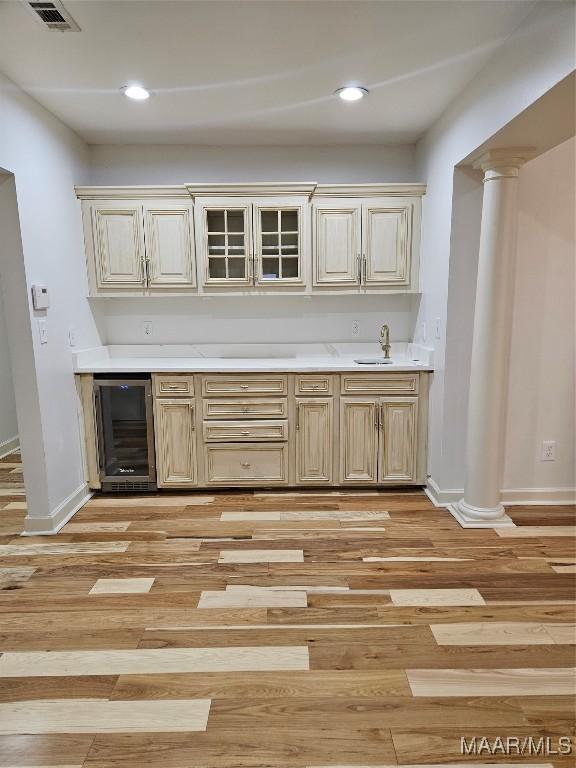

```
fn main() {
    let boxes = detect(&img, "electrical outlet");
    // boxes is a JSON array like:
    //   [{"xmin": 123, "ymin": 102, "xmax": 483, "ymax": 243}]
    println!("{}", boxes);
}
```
[
  {"xmin": 142, "ymin": 320, "xmax": 153, "ymax": 338},
  {"xmin": 541, "ymin": 441, "xmax": 556, "ymax": 461},
  {"xmin": 351, "ymin": 321, "xmax": 360, "ymax": 336}
]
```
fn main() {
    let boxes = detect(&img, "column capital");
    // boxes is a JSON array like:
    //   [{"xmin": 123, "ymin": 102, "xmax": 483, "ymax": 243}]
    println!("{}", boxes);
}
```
[{"xmin": 473, "ymin": 147, "xmax": 536, "ymax": 181}]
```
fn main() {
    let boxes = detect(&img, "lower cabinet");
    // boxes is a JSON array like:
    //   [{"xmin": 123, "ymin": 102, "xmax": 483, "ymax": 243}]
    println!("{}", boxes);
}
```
[
  {"xmin": 154, "ymin": 398, "xmax": 197, "ymax": 487},
  {"xmin": 379, "ymin": 398, "xmax": 418, "ymax": 482},
  {"xmin": 295, "ymin": 398, "xmax": 333, "ymax": 484},
  {"xmin": 205, "ymin": 444, "xmax": 289, "ymax": 485},
  {"xmin": 340, "ymin": 396, "xmax": 418, "ymax": 485},
  {"xmin": 142, "ymin": 372, "xmax": 427, "ymax": 490},
  {"xmin": 339, "ymin": 398, "xmax": 379, "ymax": 484}
]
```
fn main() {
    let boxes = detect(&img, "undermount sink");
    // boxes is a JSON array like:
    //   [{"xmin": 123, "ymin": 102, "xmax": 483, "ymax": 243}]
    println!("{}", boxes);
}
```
[{"xmin": 354, "ymin": 358, "xmax": 395, "ymax": 365}]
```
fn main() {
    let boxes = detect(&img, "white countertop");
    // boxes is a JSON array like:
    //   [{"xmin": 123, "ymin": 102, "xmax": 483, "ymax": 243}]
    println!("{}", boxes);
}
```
[{"xmin": 73, "ymin": 343, "xmax": 434, "ymax": 374}]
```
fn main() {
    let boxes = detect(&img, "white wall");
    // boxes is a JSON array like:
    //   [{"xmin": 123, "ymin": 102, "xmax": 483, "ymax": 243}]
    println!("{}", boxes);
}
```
[
  {"xmin": 0, "ymin": 274, "xmax": 18, "ymax": 454},
  {"xmin": 89, "ymin": 144, "xmax": 419, "ymax": 345},
  {"xmin": 0, "ymin": 72, "xmax": 102, "ymax": 529},
  {"xmin": 89, "ymin": 145, "xmax": 416, "ymax": 185},
  {"xmin": 416, "ymin": 0, "xmax": 575, "ymax": 495},
  {"xmin": 504, "ymin": 137, "xmax": 575, "ymax": 492},
  {"xmin": 98, "ymin": 295, "xmax": 418, "ymax": 346}
]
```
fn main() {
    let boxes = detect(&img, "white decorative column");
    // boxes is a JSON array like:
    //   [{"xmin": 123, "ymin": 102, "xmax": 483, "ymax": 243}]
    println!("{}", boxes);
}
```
[{"xmin": 450, "ymin": 148, "xmax": 534, "ymax": 528}]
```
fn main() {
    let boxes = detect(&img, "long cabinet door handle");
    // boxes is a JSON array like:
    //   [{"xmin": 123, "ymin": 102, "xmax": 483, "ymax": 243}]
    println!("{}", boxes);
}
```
[
  {"xmin": 357, "ymin": 254, "xmax": 362, "ymax": 284},
  {"xmin": 362, "ymin": 254, "xmax": 367, "ymax": 283},
  {"xmin": 296, "ymin": 404, "xmax": 300, "ymax": 430}
]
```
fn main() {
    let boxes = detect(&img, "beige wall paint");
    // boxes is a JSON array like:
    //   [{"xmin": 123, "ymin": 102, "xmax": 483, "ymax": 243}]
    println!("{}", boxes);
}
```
[{"xmin": 503, "ymin": 137, "xmax": 575, "ymax": 492}]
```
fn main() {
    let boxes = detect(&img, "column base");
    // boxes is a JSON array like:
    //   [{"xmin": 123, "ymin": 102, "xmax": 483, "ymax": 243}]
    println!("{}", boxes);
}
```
[{"xmin": 448, "ymin": 499, "xmax": 515, "ymax": 529}]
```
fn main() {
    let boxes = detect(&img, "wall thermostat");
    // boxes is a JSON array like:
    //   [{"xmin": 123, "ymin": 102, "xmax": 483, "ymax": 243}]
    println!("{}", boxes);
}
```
[{"xmin": 31, "ymin": 284, "xmax": 50, "ymax": 310}]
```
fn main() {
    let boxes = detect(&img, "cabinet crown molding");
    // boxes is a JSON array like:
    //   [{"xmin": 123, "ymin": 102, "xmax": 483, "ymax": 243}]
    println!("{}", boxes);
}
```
[
  {"xmin": 75, "ymin": 185, "xmax": 189, "ymax": 200},
  {"xmin": 76, "ymin": 183, "xmax": 427, "ymax": 202},
  {"xmin": 186, "ymin": 182, "xmax": 318, "ymax": 198},
  {"xmin": 314, "ymin": 183, "xmax": 426, "ymax": 197}
]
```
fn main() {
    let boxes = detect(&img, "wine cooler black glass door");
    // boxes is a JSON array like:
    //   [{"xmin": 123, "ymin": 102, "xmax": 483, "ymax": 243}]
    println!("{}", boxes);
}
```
[{"xmin": 94, "ymin": 378, "xmax": 156, "ymax": 486}]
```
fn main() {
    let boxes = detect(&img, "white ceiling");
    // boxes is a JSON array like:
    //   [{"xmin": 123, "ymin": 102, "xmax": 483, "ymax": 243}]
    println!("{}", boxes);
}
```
[{"xmin": 0, "ymin": 0, "xmax": 540, "ymax": 145}]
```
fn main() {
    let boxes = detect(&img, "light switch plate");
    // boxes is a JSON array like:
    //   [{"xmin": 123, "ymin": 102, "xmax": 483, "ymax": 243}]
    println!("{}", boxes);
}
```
[{"xmin": 37, "ymin": 318, "xmax": 48, "ymax": 344}]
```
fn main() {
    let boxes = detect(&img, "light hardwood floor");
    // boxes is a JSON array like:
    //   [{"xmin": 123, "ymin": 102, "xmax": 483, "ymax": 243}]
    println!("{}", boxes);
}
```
[{"xmin": 0, "ymin": 448, "xmax": 574, "ymax": 767}]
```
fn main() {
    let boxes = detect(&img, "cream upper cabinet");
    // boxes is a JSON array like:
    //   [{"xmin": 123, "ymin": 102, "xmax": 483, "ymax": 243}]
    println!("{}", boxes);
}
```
[
  {"xmin": 196, "ymin": 201, "xmax": 253, "ymax": 287},
  {"xmin": 77, "ymin": 184, "xmax": 424, "ymax": 296},
  {"xmin": 312, "ymin": 200, "xmax": 362, "ymax": 287},
  {"xmin": 362, "ymin": 197, "xmax": 417, "ymax": 288},
  {"xmin": 312, "ymin": 192, "xmax": 422, "ymax": 292},
  {"xmin": 253, "ymin": 201, "xmax": 307, "ymax": 287},
  {"xmin": 81, "ymin": 196, "xmax": 197, "ymax": 295},
  {"xmin": 88, "ymin": 200, "xmax": 146, "ymax": 290},
  {"xmin": 379, "ymin": 397, "xmax": 418, "ymax": 482},
  {"xmin": 295, "ymin": 398, "xmax": 333, "ymax": 485},
  {"xmin": 154, "ymin": 398, "xmax": 197, "ymax": 487},
  {"xmin": 144, "ymin": 202, "xmax": 196, "ymax": 289},
  {"xmin": 339, "ymin": 398, "xmax": 379, "ymax": 484},
  {"xmin": 195, "ymin": 195, "xmax": 309, "ymax": 291}
]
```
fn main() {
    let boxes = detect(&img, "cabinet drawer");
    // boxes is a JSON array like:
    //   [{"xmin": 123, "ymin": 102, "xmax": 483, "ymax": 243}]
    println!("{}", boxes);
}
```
[
  {"xmin": 295, "ymin": 375, "xmax": 333, "ymax": 396},
  {"xmin": 201, "ymin": 375, "xmax": 288, "ymax": 397},
  {"xmin": 205, "ymin": 444, "xmax": 288, "ymax": 485},
  {"xmin": 154, "ymin": 374, "xmax": 195, "ymax": 397},
  {"xmin": 341, "ymin": 373, "xmax": 419, "ymax": 395},
  {"xmin": 203, "ymin": 420, "xmax": 288, "ymax": 442},
  {"xmin": 203, "ymin": 398, "xmax": 288, "ymax": 420}
]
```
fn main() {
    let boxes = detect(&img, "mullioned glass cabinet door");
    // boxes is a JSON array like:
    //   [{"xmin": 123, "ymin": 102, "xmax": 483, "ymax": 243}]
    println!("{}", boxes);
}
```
[
  {"xmin": 201, "ymin": 205, "xmax": 252, "ymax": 286},
  {"xmin": 254, "ymin": 205, "xmax": 304, "ymax": 285}
]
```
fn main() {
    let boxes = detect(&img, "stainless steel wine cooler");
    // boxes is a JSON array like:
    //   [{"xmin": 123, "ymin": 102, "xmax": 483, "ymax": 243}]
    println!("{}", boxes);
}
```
[{"xmin": 93, "ymin": 375, "xmax": 157, "ymax": 492}]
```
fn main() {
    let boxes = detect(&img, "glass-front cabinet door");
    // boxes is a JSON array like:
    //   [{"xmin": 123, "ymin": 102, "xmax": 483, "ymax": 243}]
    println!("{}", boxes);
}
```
[
  {"xmin": 201, "ymin": 204, "xmax": 252, "ymax": 286},
  {"xmin": 254, "ymin": 205, "xmax": 303, "ymax": 285}
]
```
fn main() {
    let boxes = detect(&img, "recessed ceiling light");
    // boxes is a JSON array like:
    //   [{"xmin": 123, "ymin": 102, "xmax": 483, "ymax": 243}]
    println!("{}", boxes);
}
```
[
  {"xmin": 122, "ymin": 84, "xmax": 150, "ymax": 101},
  {"xmin": 335, "ymin": 86, "xmax": 369, "ymax": 102}
]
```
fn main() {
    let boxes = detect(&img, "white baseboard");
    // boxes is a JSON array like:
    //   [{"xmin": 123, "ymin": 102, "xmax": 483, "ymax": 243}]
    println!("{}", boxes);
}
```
[
  {"xmin": 426, "ymin": 477, "xmax": 576, "ymax": 508},
  {"xmin": 0, "ymin": 435, "xmax": 19, "ymax": 459},
  {"xmin": 500, "ymin": 487, "xmax": 576, "ymax": 505},
  {"xmin": 22, "ymin": 482, "xmax": 93, "ymax": 536},
  {"xmin": 425, "ymin": 477, "xmax": 461, "ymax": 506}
]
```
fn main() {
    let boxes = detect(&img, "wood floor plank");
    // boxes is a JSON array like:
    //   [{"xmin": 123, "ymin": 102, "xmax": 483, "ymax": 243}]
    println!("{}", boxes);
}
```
[
  {"xmin": 197, "ymin": 589, "xmax": 308, "ymax": 608},
  {"xmin": 496, "ymin": 526, "xmax": 576, "ymax": 537},
  {"xmin": 89, "ymin": 578, "xmax": 155, "ymax": 595},
  {"xmin": 218, "ymin": 548, "xmax": 304, "ymax": 563},
  {"xmin": 0, "ymin": 698, "xmax": 211, "ymax": 734},
  {"xmin": 0, "ymin": 647, "xmax": 310, "ymax": 677},
  {"xmin": 390, "ymin": 588, "xmax": 485, "ymax": 606},
  {"xmin": 407, "ymin": 667, "xmax": 576, "ymax": 696},
  {"xmin": 430, "ymin": 622, "xmax": 572, "ymax": 645}
]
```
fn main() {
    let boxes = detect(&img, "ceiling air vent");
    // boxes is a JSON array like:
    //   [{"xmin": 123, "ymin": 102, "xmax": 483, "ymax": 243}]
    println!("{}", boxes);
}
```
[{"xmin": 26, "ymin": 1, "xmax": 80, "ymax": 31}]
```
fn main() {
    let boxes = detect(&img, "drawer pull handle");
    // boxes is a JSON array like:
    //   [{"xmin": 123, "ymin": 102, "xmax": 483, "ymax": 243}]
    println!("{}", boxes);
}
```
[
  {"xmin": 241, "ymin": 462, "xmax": 251, "ymax": 468},
  {"xmin": 311, "ymin": 384, "xmax": 319, "ymax": 390},
  {"xmin": 166, "ymin": 385, "xmax": 180, "ymax": 389},
  {"xmin": 241, "ymin": 431, "xmax": 250, "ymax": 435},
  {"xmin": 242, "ymin": 407, "xmax": 249, "ymax": 413},
  {"xmin": 240, "ymin": 384, "xmax": 249, "ymax": 389}
]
